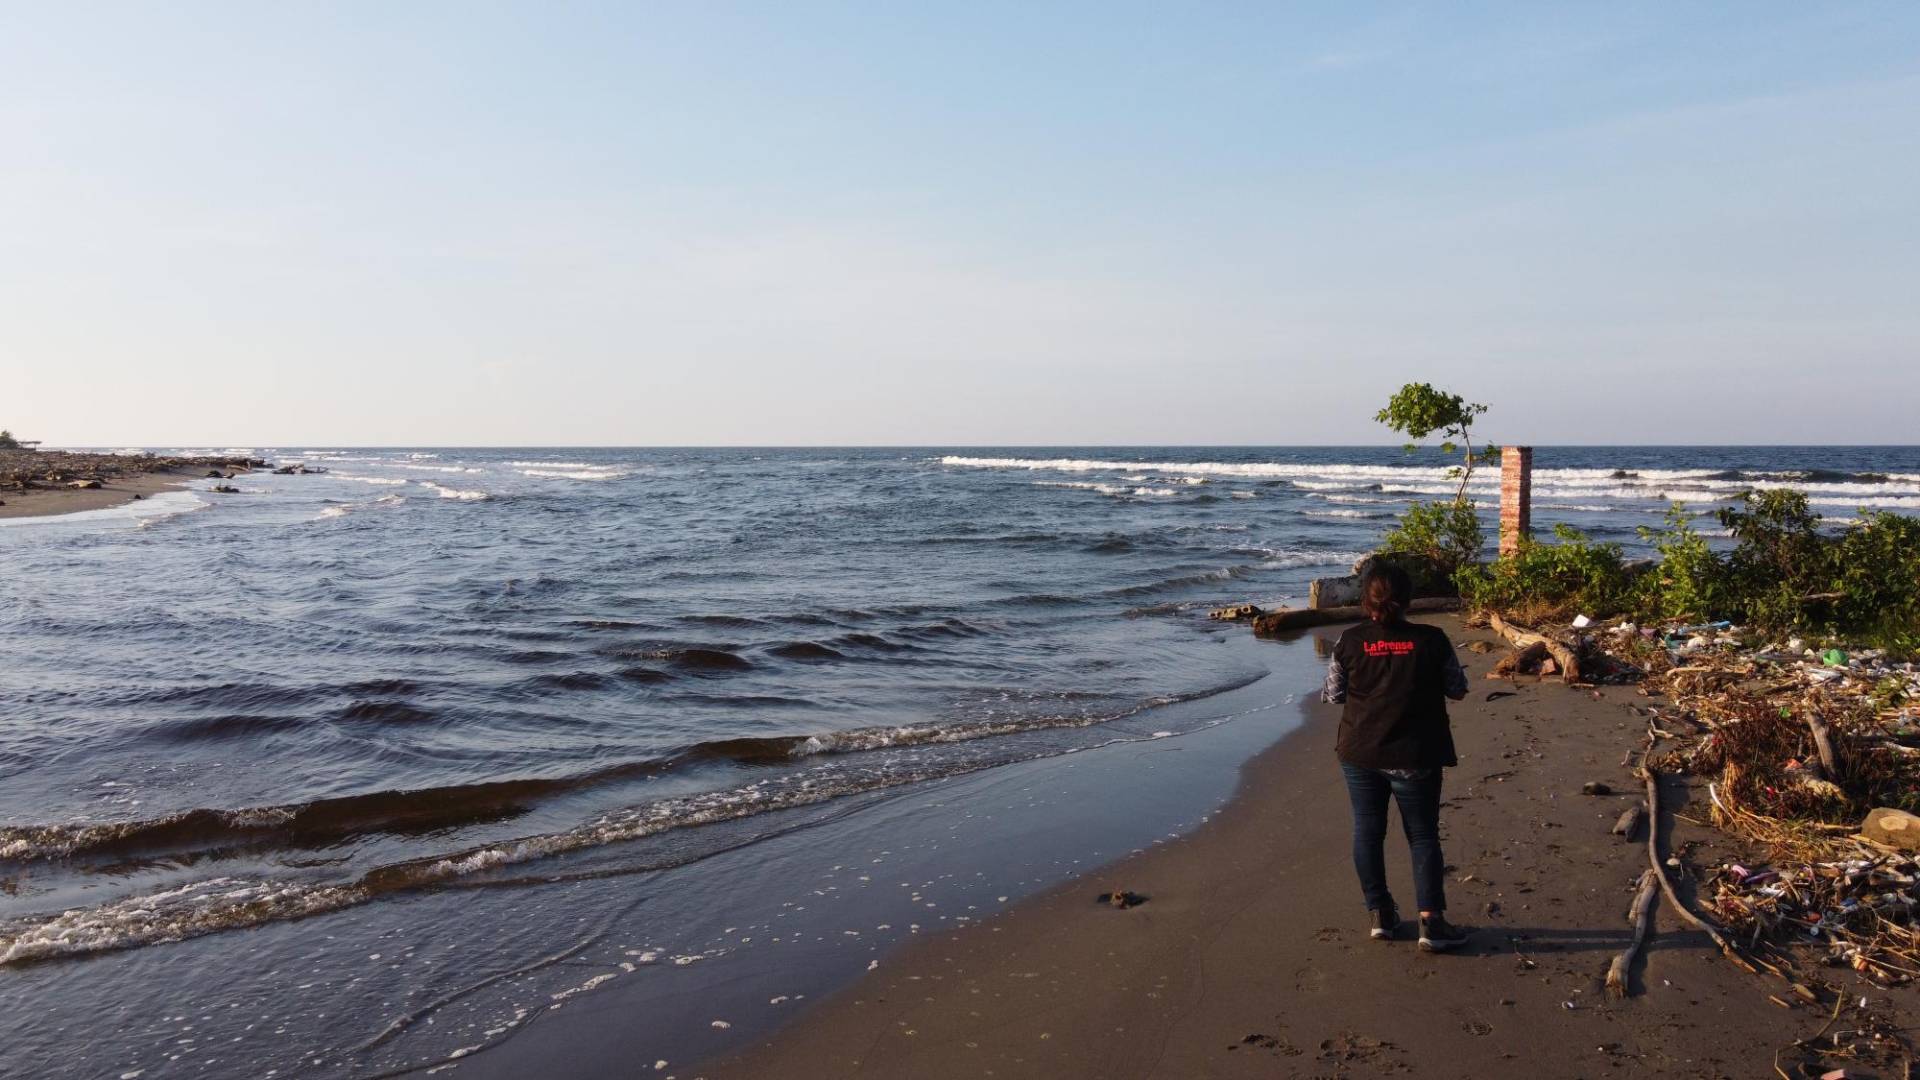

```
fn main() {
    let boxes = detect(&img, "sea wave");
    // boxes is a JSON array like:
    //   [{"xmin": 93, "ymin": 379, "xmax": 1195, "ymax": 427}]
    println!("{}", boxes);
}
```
[
  {"xmin": 0, "ymin": 674, "xmax": 1263, "ymax": 964},
  {"xmin": 420, "ymin": 482, "xmax": 489, "ymax": 501},
  {"xmin": 951, "ymin": 456, "xmax": 1920, "ymax": 500},
  {"xmin": 519, "ymin": 468, "xmax": 632, "ymax": 481},
  {"xmin": 1302, "ymin": 508, "xmax": 1384, "ymax": 519}
]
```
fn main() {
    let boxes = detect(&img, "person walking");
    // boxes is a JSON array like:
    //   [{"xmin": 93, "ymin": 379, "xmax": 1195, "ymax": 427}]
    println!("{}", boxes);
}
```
[{"xmin": 1321, "ymin": 563, "xmax": 1471, "ymax": 951}]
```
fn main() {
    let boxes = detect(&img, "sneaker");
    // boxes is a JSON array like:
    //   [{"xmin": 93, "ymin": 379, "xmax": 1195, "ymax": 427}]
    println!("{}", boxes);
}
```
[
  {"xmin": 1369, "ymin": 902, "xmax": 1399, "ymax": 941},
  {"xmin": 1418, "ymin": 914, "xmax": 1470, "ymax": 953}
]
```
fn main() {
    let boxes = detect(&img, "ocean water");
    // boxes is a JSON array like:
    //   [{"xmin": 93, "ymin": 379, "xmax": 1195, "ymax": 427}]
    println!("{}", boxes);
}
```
[{"xmin": 3, "ymin": 445, "xmax": 1917, "ymax": 1077}]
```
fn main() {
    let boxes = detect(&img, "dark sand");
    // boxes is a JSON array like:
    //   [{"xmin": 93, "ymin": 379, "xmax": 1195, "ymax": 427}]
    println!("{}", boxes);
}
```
[
  {"xmin": 0, "ymin": 470, "xmax": 193, "ymax": 520},
  {"xmin": 710, "ymin": 617, "xmax": 1915, "ymax": 1079}
]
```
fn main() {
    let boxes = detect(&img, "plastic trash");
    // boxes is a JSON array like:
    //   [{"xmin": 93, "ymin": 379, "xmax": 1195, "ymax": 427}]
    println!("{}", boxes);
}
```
[
  {"xmin": 1822, "ymin": 648, "xmax": 1848, "ymax": 667},
  {"xmin": 1572, "ymin": 614, "xmax": 1591, "ymax": 629}
]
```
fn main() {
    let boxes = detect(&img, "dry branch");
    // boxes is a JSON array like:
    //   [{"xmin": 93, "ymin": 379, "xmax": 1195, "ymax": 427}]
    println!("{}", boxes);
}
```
[
  {"xmin": 1643, "ymin": 765, "xmax": 1740, "ymax": 959},
  {"xmin": 1607, "ymin": 869, "xmax": 1661, "ymax": 998}
]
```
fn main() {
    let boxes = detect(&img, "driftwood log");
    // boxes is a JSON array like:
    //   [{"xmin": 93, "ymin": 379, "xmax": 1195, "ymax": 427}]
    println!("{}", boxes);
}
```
[
  {"xmin": 1612, "ymin": 803, "xmax": 1646, "ymax": 841},
  {"xmin": 1642, "ymin": 765, "xmax": 1736, "ymax": 956},
  {"xmin": 1250, "ymin": 597, "xmax": 1460, "ymax": 635},
  {"xmin": 1488, "ymin": 613, "xmax": 1581, "ymax": 683},
  {"xmin": 1606, "ymin": 869, "xmax": 1660, "ymax": 998},
  {"xmin": 1641, "ymin": 761, "xmax": 1831, "ymax": 1001}
]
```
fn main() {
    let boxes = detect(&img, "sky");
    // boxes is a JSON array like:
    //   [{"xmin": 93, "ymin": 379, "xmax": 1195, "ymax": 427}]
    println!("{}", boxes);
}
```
[{"xmin": 3, "ymin": 2, "xmax": 1917, "ymax": 447}]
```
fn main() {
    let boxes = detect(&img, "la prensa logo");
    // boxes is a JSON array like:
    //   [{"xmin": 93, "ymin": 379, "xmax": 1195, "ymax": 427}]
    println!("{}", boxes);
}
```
[{"xmin": 1363, "ymin": 639, "xmax": 1417, "ymax": 658}]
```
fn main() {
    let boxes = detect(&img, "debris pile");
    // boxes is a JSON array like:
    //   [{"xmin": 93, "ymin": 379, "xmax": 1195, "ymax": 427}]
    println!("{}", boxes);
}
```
[
  {"xmin": 1586, "ymin": 619, "xmax": 1920, "ymax": 1010},
  {"xmin": 0, "ymin": 449, "xmax": 267, "ymax": 490},
  {"xmin": 1711, "ymin": 856, "xmax": 1920, "ymax": 988}
]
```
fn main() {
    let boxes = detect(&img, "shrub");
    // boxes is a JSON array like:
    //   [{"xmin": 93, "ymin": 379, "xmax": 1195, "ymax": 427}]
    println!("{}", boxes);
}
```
[
  {"xmin": 1635, "ymin": 504, "xmax": 1726, "ymax": 622},
  {"xmin": 1716, "ymin": 490, "xmax": 1833, "ymax": 635},
  {"xmin": 0, "ymin": 430, "xmax": 18, "ymax": 450},
  {"xmin": 1455, "ymin": 524, "xmax": 1636, "ymax": 624},
  {"xmin": 1379, "ymin": 499, "xmax": 1483, "ymax": 579},
  {"xmin": 1829, "ymin": 511, "xmax": 1920, "ymax": 655}
]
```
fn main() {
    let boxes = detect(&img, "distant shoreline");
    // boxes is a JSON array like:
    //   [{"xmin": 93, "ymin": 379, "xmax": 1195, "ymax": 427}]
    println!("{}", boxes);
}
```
[
  {"xmin": 0, "ymin": 450, "xmax": 262, "ymax": 521},
  {"xmin": 0, "ymin": 470, "xmax": 191, "ymax": 521}
]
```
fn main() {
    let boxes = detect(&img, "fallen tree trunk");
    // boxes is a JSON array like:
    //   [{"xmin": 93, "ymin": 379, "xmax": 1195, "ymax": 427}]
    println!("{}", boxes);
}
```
[
  {"xmin": 1250, "ymin": 596, "xmax": 1460, "ymax": 635},
  {"xmin": 1606, "ymin": 869, "xmax": 1660, "ymax": 998},
  {"xmin": 1488, "ymin": 613, "xmax": 1582, "ymax": 683}
]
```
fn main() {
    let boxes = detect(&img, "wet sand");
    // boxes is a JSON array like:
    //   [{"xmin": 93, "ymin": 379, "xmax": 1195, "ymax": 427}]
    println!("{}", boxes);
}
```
[
  {"xmin": 0, "ymin": 470, "xmax": 193, "ymax": 520},
  {"xmin": 707, "ymin": 616, "xmax": 1909, "ymax": 1079}
]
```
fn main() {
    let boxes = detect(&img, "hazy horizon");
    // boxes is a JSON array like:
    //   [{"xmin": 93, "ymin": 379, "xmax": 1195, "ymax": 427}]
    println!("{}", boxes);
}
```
[
  {"xmin": 6, "ymin": 4, "xmax": 1918, "ymax": 447},
  {"xmin": 39, "ymin": 441, "xmax": 1920, "ymax": 452}
]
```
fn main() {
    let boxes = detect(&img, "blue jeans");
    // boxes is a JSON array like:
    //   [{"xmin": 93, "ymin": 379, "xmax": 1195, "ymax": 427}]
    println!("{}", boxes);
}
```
[{"xmin": 1340, "ymin": 762, "xmax": 1446, "ymax": 915}]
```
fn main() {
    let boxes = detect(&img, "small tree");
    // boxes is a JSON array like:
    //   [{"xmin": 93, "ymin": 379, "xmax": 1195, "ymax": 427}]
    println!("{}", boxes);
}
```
[
  {"xmin": 1372, "ymin": 384, "xmax": 1494, "ymax": 576},
  {"xmin": 0, "ymin": 430, "xmax": 19, "ymax": 450},
  {"xmin": 1374, "ymin": 382, "xmax": 1494, "ymax": 501}
]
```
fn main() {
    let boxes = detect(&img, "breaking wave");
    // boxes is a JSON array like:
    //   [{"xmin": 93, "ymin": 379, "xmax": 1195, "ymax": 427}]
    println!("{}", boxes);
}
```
[
  {"xmin": 419, "ymin": 482, "xmax": 489, "ymax": 501},
  {"xmin": 0, "ymin": 674, "xmax": 1262, "ymax": 964}
]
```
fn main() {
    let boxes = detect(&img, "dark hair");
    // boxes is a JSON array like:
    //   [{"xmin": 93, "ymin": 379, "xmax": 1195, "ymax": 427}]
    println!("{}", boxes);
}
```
[{"xmin": 1360, "ymin": 563, "xmax": 1413, "ymax": 624}]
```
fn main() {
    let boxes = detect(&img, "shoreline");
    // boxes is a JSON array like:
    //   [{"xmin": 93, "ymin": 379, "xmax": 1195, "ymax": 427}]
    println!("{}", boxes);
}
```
[
  {"xmin": 701, "ymin": 614, "xmax": 1874, "ymax": 1079},
  {"xmin": 0, "ymin": 469, "xmax": 193, "ymax": 521},
  {"xmin": 440, "ymin": 631, "xmax": 1317, "ymax": 1079},
  {"xmin": 0, "ymin": 449, "xmax": 264, "ymax": 521}
]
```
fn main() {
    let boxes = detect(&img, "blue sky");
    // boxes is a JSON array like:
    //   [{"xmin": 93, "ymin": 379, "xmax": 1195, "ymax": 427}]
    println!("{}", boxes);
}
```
[{"xmin": 3, "ymin": 3, "xmax": 1917, "ymax": 445}]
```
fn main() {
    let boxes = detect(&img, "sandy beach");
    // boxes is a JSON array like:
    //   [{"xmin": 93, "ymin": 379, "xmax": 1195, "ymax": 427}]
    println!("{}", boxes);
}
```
[
  {"xmin": 0, "ymin": 450, "xmax": 262, "ymax": 520},
  {"xmin": 0, "ymin": 469, "xmax": 193, "ymax": 520},
  {"xmin": 700, "ymin": 615, "xmax": 1916, "ymax": 1079}
]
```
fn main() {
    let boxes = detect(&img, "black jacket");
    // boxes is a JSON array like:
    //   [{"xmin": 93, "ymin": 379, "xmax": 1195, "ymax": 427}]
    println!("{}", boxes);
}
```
[{"xmin": 1324, "ymin": 620, "xmax": 1462, "ymax": 770}]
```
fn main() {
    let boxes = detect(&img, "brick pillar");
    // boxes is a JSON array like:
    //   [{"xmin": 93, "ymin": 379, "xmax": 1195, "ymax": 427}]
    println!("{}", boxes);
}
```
[{"xmin": 1499, "ymin": 446, "xmax": 1532, "ymax": 557}]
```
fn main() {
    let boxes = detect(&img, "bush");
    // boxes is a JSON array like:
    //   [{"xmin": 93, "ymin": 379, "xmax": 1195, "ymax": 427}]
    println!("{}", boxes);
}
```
[
  {"xmin": 1830, "ymin": 512, "xmax": 1920, "ymax": 655},
  {"xmin": 1379, "ymin": 499, "xmax": 1483, "ymax": 579},
  {"xmin": 1635, "ymin": 504, "xmax": 1725, "ymax": 622},
  {"xmin": 1455, "ymin": 524, "xmax": 1637, "ymax": 624},
  {"xmin": 0, "ymin": 430, "xmax": 17, "ymax": 450},
  {"xmin": 1447, "ymin": 491, "xmax": 1919, "ymax": 657},
  {"xmin": 1717, "ymin": 490, "xmax": 1833, "ymax": 635}
]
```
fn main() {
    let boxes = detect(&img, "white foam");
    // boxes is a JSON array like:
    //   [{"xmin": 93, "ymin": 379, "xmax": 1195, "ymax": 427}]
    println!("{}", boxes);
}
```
[
  {"xmin": 420, "ymin": 483, "xmax": 489, "ymax": 502},
  {"xmin": 947, "ymin": 456, "xmax": 1920, "ymax": 503},
  {"xmin": 1033, "ymin": 481, "xmax": 1179, "ymax": 498},
  {"xmin": 518, "ymin": 469, "xmax": 632, "ymax": 481},
  {"xmin": 1243, "ymin": 548, "xmax": 1369, "ymax": 569},
  {"xmin": 313, "ymin": 494, "xmax": 404, "ymax": 521},
  {"xmin": 334, "ymin": 475, "xmax": 409, "ymax": 486},
  {"xmin": 0, "ymin": 490, "xmax": 208, "ymax": 529},
  {"xmin": 1312, "ymin": 493, "xmax": 1398, "ymax": 505}
]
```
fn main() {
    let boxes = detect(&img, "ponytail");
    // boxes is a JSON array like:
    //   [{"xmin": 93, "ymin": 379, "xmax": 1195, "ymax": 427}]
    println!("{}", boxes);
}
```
[{"xmin": 1360, "ymin": 564, "xmax": 1413, "ymax": 624}]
